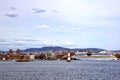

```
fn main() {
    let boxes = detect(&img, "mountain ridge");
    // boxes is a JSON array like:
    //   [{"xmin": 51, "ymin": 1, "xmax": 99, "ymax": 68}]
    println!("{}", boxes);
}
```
[
  {"xmin": 1, "ymin": 46, "xmax": 120, "ymax": 53},
  {"xmin": 24, "ymin": 46, "xmax": 106, "ymax": 52}
]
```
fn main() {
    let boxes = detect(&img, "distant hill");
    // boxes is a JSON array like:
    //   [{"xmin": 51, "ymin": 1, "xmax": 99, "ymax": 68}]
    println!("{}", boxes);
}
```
[
  {"xmin": 0, "ymin": 46, "xmax": 107, "ymax": 53},
  {"xmin": 0, "ymin": 51, "xmax": 8, "ymax": 54},
  {"xmin": 24, "ymin": 46, "xmax": 106, "ymax": 52},
  {"xmin": 24, "ymin": 46, "xmax": 69, "ymax": 52},
  {"xmin": 72, "ymin": 48, "xmax": 105, "ymax": 52},
  {"xmin": 112, "ymin": 50, "xmax": 120, "ymax": 52}
]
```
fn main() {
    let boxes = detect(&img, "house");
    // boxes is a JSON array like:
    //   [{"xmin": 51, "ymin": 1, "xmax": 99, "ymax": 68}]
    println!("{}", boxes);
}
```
[
  {"xmin": 0, "ymin": 54, "xmax": 8, "ymax": 60},
  {"xmin": 29, "ymin": 54, "xmax": 35, "ymax": 60}
]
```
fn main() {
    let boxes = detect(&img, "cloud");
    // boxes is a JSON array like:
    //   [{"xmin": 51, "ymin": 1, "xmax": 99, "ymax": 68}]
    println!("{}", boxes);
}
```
[
  {"xmin": 0, "ymin": 40, "xmax": 24, "ymax": 46},
  {"xmin": 72, "ymin": 27, "xmax": 85, "ymax": 31},
  {"xmin": 5, "ymin": 12, "xmax": 18, "ymax": 17},
  {"xmin": 24, "ymin": 34, "xmax": 33, "ymax": 37},
  {"xmin": 40, "ymin": 40, "xmax": 58, "ymax": 46},
  {"xmin": 38, "ymin": 25, "xmax": 50, "ymax": 29},
  {"xmin": 40, "ymin": 40, "xmax": 58, "ymax": 45},
  {"xmin": 13, "ymin": 41, "xmax": 25, "ymax": 46},
  {"xmin": 14, "ymin": 39, "xmax": 39, "ymax": 41},
  {"xmin": 41, "ymin": 40, "xmax": 49, "ymax": 45},
  {"xmin": 32, "ymin": 8, "xmax": 46, "ymax": 13},
  {"xmin": 0, "ymin": 38, "xmax": 76, "ymax": 50},
  {"xmin": 29, "ymin": 43, "xmax": 44, "ymax": 47},
  {"xmin": 52, "ymin": 10, "xmax": 59, "ymax": 13},
  {"xmin": 63, "ymin": 41, "xmax": 75, "ymax": 46},
  {"xmin": 0, "ymin": 38, "xmax": 26, "ymax": 50},
  {"xmin": 59, "ymin": 25, "xmax": 65, "ymax": 29},
  {"xmin": 0, "ymin": 43, "xmax": 12, "ymax": 51},
  {"xmin": 58, "ymin": 25, "xmax": 85, "ymax": 33},
  {"xmin": 0, "ymin": 39, "xmax": 6, "ymax": 42},
  {"xmin": 81, "ymin": 27, "xmax": 85, "ymax": 30},
  {"xmin": 11, "ymin": 7, "xmax": 16, "ymax": 10},
  {"xmin": 0, "ymin": 43, "xmax": 12, "ymax": 46},
  {"xmin": 0, "ymin": 39, "xmax": 11, "ymax": 46},
  {"xmin": 40, "ymin": 40, "xmax": 75, "ymax": 47}
]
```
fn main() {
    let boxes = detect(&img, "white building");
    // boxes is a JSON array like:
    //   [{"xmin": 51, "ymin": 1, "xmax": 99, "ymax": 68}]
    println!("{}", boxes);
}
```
[{"xmin": 30, "ymin": 55, "xmax": 35, "ymax": 60}]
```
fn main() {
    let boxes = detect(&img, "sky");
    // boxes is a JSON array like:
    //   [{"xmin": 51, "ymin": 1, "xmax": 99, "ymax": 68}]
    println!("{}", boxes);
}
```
[{"xmin": 0, "ymin": 0, "xmax": 120, "ymax": 51}]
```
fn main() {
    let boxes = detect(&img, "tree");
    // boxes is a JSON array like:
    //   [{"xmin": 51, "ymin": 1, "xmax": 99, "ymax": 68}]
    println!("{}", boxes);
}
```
[
  {"xmin": 15, "ymin": 49, "xmax": 21, "ymax": 59},
  {"xmin": 9, "ymin": 49, "xmax": 14, "ymax": 59},
  {"xmin": 79, "ymin": 49, "xmax": 86, "ymax": 52},
  {"xmin": 16, "ymin": 49, "xmax": 20, "ymax": 53},
  {"xmin": 87, "ymin": 51, "xmax": 92, "ymax": 56},
  {"xmin": 114, "ymin": 54, "xmax": 120, "ymax": 60},
  {"xmin": 9, "ymin": 49, "xmax": 13, "ymax": 54},
  {"xmin": 35, "ymin": 55, "xmax": 40, "ymax": 59},
  {"xmin": 39, "ymin": 54, "xmax": 46, "ymax": 60}
]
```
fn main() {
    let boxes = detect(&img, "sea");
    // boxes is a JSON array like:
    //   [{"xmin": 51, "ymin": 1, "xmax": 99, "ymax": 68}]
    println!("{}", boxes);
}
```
[{"xmin": 0, "ymin": 60, "xmax": 120, "ymax": 80}]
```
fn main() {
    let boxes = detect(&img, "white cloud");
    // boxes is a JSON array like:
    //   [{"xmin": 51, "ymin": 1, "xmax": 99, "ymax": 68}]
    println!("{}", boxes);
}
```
[
  {"xmin": 58, "ymin": 25, "xmax": 85, "ymax": 33},
  {"xmin": 40, "ymin": 40, "xmax": 75, "ymax": 47},
  {"xmin": 5, "ymin": 12, "xmax": 18, "ymax": 17},
  {"xmin": 81, "ymin": 27, "xmax": 85, "ymax": 30},
  {"xmin": 52, "ymin": 10, "xmax": 58, "ymax": 13},
  {"xmin": 13, "ymin": 41, "xmax": 25, "ymax": 46},
  {"xmin": 38, "ymin": 25, "xmax": 50, "ymax": 29},
  {"xmin": 32, "ymin": 8, "xmax": 46, "ymax": 13},
  {"xmin": 14, "ymin": 39, "xmax": 39, "ymax": 42},
  {"xmin": 59, "ymin": 25, "xmax": 65, "ymax": 29},
  {"xmin": 72, "ymin": 27, "xmax": 85, "ymax": 31},
  {"xmin": 0, "ymin": 42, "xmax": 12, "ymax": 46},
  {"xmin": 24, "ymin": 33, "xmax": 33, "ymax": 37},
  {"xmin": 0, "ymin": 39, "xmax": 6, "ymax": 42},
  {"xmin": 63, "ymin": 41, "xmax": 75, "ymax": 46},
  {"xmin": 0, "ymin": 38, "xmax": 76, "ymax": 50},
  {"xmin": 41, "ymin": 40, "xmax": 49, "ymax": 45}
]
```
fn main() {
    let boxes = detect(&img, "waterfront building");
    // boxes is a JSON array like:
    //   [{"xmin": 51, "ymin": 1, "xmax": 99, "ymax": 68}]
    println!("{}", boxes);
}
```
[
  {"xmin": 0, "ymin": 54, "xmax": 8, "ymax": 60},
  {"xmin": 74, "ymin": 51, "xmax": 113, "ymax": 60},
  {"xmin": 30, "ymin": 55, "xmax": 35, "ymax": 60}
]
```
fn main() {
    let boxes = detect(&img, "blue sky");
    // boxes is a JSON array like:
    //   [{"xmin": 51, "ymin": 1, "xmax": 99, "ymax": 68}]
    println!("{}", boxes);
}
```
[{"xmin": 0, "ymin": 0, "xmax": 120, "ymax": 50}]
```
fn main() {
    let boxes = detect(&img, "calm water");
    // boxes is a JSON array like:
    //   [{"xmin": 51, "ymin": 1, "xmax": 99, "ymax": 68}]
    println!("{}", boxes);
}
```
[{"xmin": 0, "ymin": 60, "xmax": 120, "ymax": 80}]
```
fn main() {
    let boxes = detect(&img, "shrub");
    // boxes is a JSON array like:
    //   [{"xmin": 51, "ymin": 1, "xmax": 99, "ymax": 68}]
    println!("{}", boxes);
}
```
[
  {"xmin": 87, "ymin": 51, "xmax": 92, "ymax": 56},
  {"xmin": 114, "ymin": 54, "xmax": 120, "ymax": 59}
]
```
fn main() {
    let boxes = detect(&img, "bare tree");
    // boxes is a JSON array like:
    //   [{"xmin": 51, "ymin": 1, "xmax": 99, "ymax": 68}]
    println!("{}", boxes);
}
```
[
  {"xmin": 16, "ymin": 49, "xmax": 20, "ymax": 53},
  {"xmin": 9, "ymin": 49, "xmax": 14, "ymax": 59}
]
